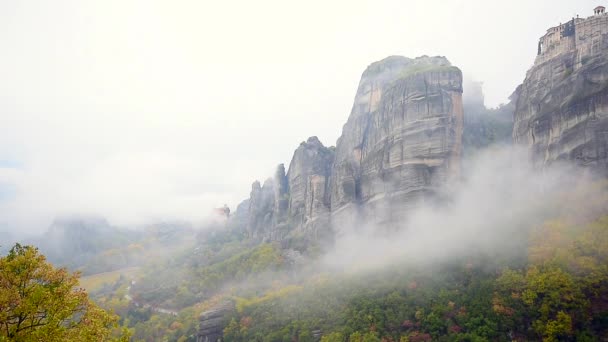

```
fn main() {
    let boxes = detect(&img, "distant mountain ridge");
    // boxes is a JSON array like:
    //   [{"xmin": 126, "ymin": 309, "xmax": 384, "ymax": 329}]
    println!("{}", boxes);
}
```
[
  {"xmin": 30, "ymin": 216, "xmax": 138, "ymax": 271},
  {"xmin": 28, "ymin": 216, "xmax": 195, "ymax": 275}
]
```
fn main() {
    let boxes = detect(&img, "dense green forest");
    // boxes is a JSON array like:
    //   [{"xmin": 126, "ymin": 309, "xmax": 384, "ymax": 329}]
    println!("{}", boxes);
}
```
[
  {"xmin": 5, "ymin": 188, "xmax": 607, "ymax": 341},
  {"xmin": 223, "ymin": 215, "xmax": 608, "ymax": 341},
  {"xmin": 75, "ymin": 178, "xmax": 608, "ymax": 342}
]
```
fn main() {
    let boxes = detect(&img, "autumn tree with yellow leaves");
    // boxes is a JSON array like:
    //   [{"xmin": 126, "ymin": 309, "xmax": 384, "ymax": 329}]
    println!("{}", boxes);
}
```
[{"xmin": 0, "ymin": 244, "xmax": 128, "ymax": 341}]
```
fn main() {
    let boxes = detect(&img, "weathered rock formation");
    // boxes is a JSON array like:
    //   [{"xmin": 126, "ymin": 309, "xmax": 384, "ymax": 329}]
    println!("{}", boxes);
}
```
[
  {"xmin": 461, "ymin": 80, "xmax": 514, "ymax": 161},
  {"xmin": 196, "ymin": 302, "xmax": 234, "ymax": 342},
  {"xmin": 244, "ymin": 137, "xmax": 335, "ymax": 241},
  {"xmin": 286, "ymin": 137, "xmax": 334, "ymax": 238},
  {"xmin": 234, "ymin": 199, "xmax": 250, "ymax": 218},
  {"xmin": 246, "ymin": 179, "xmax": 275, "ymax": 240},
  {"xmin": 235, "ymin": 55, "xmax": 463, "ymax": 240},
  {"xmin": 514, "ymin": 9, "xmax": 608, "ymax": 172},
  {"xmin": 330, "ymin": 56, "xmax": 463, "ymax": 230},
  {"xmin": 273, "ymin": 164, "xmax": 289, "ymax": 226}
]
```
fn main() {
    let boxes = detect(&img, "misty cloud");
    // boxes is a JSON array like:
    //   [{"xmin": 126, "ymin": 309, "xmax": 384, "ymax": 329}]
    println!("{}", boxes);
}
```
[{"xmin": 323, "ymin": 146, "xmax": 602, "ymax": 271}]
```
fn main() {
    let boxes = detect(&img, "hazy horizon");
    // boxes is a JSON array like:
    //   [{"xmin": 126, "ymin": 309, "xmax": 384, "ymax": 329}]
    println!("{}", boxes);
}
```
[{"xmin": 0, "ymin": 0, "xmax": 599, "ymax": 233}]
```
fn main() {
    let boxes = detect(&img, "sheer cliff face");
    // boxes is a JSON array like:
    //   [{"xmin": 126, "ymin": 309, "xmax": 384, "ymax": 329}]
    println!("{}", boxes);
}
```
[
  {"xmin": 286, "ymin": 137, "xmax": 334, "ymax": 238},
  {"xmin": 246, "ymin": 179, "xmax": 275, "ymax": 240},
  {"xmin": 240, "ymin": 56, "xmax": 463, "ymax": 240},
  {"xmin": 514, "ymin": 14, "xmax": 608, "ymax": 172},
  {"xmin": 246, "ymin": 138, "xmax": 335, "ymax": 241},
  {"xmin": 330, "ymin": 56, "xmax": 464, "ymax": 229},
  {"xmin": 197, "ymin": 302, "xmax": 233, "ymax": 342}
]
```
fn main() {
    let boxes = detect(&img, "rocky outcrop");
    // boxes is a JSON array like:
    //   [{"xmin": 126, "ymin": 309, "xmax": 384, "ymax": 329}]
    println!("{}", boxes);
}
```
[
  {"xmin": 234, "ymin": 55, "xmax": 463, "ymax": 239},
  {"xmin": 286, "ymin": 137, "xmax": 334, "ymax": 238},
  {"xmin": 273, "ymin": 164, "xmax": 289, "ymax": 225},
  {"xmin": 246, "ymin": 179, "xmax": 275, "ymax": 240},
  {"xmin": 330, "ymin": 56, "xmax": 463, "ymax": 230},
  {"xmin": 242, "ymin": 138, "xmax": 335, "ymax": 241},
  {"xmin": 514, "ymin": 11, "xmax": 608, "ymax": 173},
  {"xmin": 226, "ymin": 199, "xmax": 249, "ymax": 232},
  {"xmin": 196, "ymin": 302, "xmax": 234, "ymax": 342},
  {"xmin": 461, "ymin": 80, "xmax": 514, "ymax": 160}
]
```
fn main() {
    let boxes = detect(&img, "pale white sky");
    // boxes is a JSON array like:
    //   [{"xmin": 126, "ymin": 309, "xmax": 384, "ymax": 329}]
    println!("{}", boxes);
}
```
[{"xmin": 0, "ymin": 0, "xmax": 598, "ymax": 233}]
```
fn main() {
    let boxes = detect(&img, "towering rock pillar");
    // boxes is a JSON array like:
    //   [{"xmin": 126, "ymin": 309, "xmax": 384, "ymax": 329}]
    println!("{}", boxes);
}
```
[
  {"xmin": 330, "ymin": 56, "xmax": 464, "ymax": 231},
  {"xmin": 244, "ymin": 145, "xmax": 334, "ymax": 241},
  {"xmin": 514, "ymin": 10, "xmax": 608, "ymax": 172},
  {"xmin": 246, "ymin": 179, "xmax": 275, "ymax": 240},
  {"xmin": 273, "ymin": 164, "xmax": 289, "ymax": 224},
  {"xmin": 286, "ymin": 137, "xmax": 335, "ymax": 238}
]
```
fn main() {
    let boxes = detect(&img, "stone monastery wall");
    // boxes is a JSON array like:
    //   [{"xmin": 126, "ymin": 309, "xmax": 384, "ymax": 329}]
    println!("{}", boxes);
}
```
[{"xmin": 536, "ymin": 11, "xmax": 608, "ymax": 69}]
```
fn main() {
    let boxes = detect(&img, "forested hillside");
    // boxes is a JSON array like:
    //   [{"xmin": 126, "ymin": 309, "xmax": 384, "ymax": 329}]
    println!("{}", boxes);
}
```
[{"xmin": 74, "ymin": 173, "xmax": 607, "ymax": 341}]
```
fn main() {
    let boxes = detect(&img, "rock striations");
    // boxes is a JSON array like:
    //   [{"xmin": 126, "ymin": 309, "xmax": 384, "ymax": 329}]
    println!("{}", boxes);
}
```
[
  {"xmin": 237, "ymin": 56, "xmax": 463, "ymax": 241},
  {"xmin": 245, "ymin": 137, "xmax": 335, "ymax": 241},
  {"xmin": 286, "ymin": 137, "xmax": 335, "ymax": 238},
  {"xmin": 330, "ymin": 56, "xmax": 463, "ymax": 231},
  {"xmin": 196, "ymin": 302, "xmax": 234, "ymax": 342},
  {"xmin": 514, "ymin": 9, "xmax": 608, "ymax": 172}
]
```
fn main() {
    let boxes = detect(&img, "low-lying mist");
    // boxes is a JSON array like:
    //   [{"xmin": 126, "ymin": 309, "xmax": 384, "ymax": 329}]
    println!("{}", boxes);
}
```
[
  {"xmin": 188, "ymin": 144, "xmax": 607, "ymax": 311},
  {"xmin": 323, "ymin": 145, "xmax": 605, "ymax": 273},
  {"xmin": 74, "ymin": 143, "xmax": 608, "ymax": 340}
]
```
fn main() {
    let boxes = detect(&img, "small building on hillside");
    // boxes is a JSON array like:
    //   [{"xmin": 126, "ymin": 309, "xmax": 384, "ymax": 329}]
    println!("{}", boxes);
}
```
[{"xmin": 212, "ymin": 204, "xmax": 230, "ymax": 219}]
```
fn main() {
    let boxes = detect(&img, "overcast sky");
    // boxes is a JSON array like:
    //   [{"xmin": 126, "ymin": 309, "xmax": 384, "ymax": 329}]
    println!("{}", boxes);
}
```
[{"xmin": 0, "ymin": 0, "xmax": 598, "ymax": 233}]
